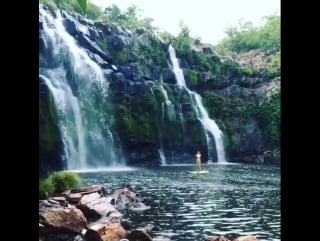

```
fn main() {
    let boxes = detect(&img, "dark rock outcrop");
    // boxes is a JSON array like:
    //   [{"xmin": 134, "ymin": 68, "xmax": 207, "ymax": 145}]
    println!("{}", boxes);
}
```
[
  {"xmin": 127, "ymin": 230, "xmax": 153, "ymax": 241},
  {"xmin": 39, "ymin": 205, "xmax": 87, "ymax": 234},
  {"xmin": 39, "ymin": 4, "xmax": 280, "ymax": 171}
]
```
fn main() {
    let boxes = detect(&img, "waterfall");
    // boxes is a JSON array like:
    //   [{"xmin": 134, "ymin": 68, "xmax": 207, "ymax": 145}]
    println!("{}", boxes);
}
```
[
  {"xmin": 39, "ymin": 6, "xmax": 125, "ymax": 169},
  {"xmin": 159, "ymin": 84, "xmax": 175, "ymax": 120},
  {"xmin": 168, "ymin": 45, "xmax": 227, "ymax": 163},
  {"xmin": 159, "ymin": 149, "xmax": 167, "ymax": 166},
  {"xmin": 177, "ymin": 103, "xmax": 185, "ymax": 135}
]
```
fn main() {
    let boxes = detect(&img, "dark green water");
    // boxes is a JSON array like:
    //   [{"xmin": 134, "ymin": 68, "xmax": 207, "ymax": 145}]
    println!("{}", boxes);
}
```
[{"xmin": 78, "ymin": 163, "xmax": 280, "ymax": 241}]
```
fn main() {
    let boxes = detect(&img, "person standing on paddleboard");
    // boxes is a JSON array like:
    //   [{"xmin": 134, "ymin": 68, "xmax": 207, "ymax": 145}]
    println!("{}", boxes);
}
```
[{"xmin": 195, "ymin": 150, "xmax": 202, "ymax": 171}]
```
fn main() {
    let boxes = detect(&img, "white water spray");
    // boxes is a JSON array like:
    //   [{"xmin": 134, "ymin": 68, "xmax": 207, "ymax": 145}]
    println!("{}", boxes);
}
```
[
  {"xmin": 40, "ymin": 6, "xmax": 125, "ymax": 169},
  {"xmin": 159, "ymin": 84, "xmax": 175, "ymax": 120},
  {"xmin": 168, "ymin": 45, "xmax": 227, "ymax": 163}
]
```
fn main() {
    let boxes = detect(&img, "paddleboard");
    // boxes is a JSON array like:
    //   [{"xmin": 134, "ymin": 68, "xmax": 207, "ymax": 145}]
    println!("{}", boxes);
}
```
[{"xmin": 187, "ymin": 170, "xmax": 209, "ymax": 174}]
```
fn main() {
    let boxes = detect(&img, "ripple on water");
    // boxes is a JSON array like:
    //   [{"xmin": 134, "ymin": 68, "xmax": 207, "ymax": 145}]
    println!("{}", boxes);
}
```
[{"xmin": 79, "ymin": 164, "xmax": 280, "ymax": 241}]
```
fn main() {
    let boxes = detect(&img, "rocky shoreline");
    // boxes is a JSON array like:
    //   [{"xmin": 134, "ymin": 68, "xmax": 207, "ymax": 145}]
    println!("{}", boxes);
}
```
[{"xmin": 39, "ymin": 184, "xmax": 260, "ymax": 241}]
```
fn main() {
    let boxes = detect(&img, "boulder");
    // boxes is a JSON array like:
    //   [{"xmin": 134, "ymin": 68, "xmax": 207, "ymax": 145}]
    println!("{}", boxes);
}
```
[
  {"xmin": 77, "ymin": 34, "xmax": 112, "ymax": 63},
  {"xmin": 108, "ymin": 35, "xmax": 126, "ymax": 51},
  {"xmin": 126, "ymin": 230, "xmax": 152, "ymax": 241},
  {"xmin": 205, "ymin": 236, "xmax": 229, "ymax": 241},
  {"xmin": 100, "ymin": 223, "xmax": 126, "ymax": 241},
  {"xmin": 82, "ymin": 229, "xmax": 103, "ymax": 241},
  {"xmin": 110, "ymin": 188, "xmax": 140, "ymax": 210},
  {"xmin": 162, "ymin": 68, "xmax": 176, "ymax": 84},
  {"xmin": 109, "ymin": 72, "xmax": 128, "ymax": 91},
  {"xmin": 77, "ymin": 192, "xmax": 121, "ymax": 221},
  {"xmin": 72, "ymin": 185, "xmax": 107, "ymax": 196},
  {"xmin": 39, "ymin": 207, "xmax": 87, "ymax": 234},
  {"xmin": 67, "ymin": 193, "xmax": 82, "ymax": 204},
  {"xmin": 236, "ymin": 236, "xmax": 260, "ymax": 241},
  {"xmin": 202, "ymin": 47, "xmax": 218, "ymax": 56}
]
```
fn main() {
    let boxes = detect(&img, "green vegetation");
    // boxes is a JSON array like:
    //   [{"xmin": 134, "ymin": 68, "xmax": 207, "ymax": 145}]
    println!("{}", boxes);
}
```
[
  {"xmin": 202, "ymin": 89, "xmax": 280, "ymax": 149},
  {"xmin": 186, "ymin": 70, "xmax": 198, "ymax": 87},
  {"xmin": 39, "ymin": 90, "xmax": 60, "ymax": 152},
  {"xmin": 113, "ymin": 50, "xmax": 128, "ymax": 64},
  {"xmin": 97, "ymin": 40, "xmax": 107, "ymax": 51},
  {"xmin": 115, "ymin": 92, "xmax": 159, "ymax": 139},
  {"xmin": 174, "ymin": 21, "xmax": 192, "ymax": 55},
  {"xmin": 266, "ymin": 51, "xmax": 281, "ymax": 77},
  {"xmin": 241, "ymin": 66, "xmax": 254, "ymax": 76},
  {"xmin": 133, "ymin": 36, "xmax": 168, "ymax": 67},
  {"xmin": 202, "ymin": 91, "xmax": 230, "ymax": 120},
  {"xmin": 40, "ymin": 0, "xmax": 58, "ymax": 10},
  {"xmin": 77, "ymin": 0, "xmax": 87, "ymax": 14},
  {"xmin": 255, "ymin": 91, "xmax": 280, "ymax": 148},
  {"xmin": 215, "ymin": 14, "xmax": 280, "ymax": 54},
  {"xmin": 40, "ymin": 0, "xmax": 103, "ymax": 20},
  {"xmin": 103, "ymin": 4, "xmax": 158, "ymax": 31},
  {"xmin": 39, "ymin": 172, "xmax": 82, "ymax": 199}
]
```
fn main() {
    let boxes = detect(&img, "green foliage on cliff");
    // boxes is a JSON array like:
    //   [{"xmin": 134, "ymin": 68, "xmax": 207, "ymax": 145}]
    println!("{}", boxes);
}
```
[
  {"xmin": 202, "ymin": 91, "xmax": 227, "ymax": 119},
  {"xmin": 113, "ymin": 50, "xmax": 128, "ymax": 64},
  {"xmin": 202, "ymin": 88, "xmax": 280, "ymax": 150},
  {"xmin": 76, "ymin": 0, "xmax": 87, "ymax": 14},
  {"xmin": 134, "ymin": 36, "xmax": 168, "ymax": 67},
  {"xmin": 186, "ymin": 70, "xmax": 198, "ymax": 87},
  {"xmin": 39, "ymin": 172, "xmax": 82, "ymax": 199},
  {"xmin": 115, "ymin": 92, "xmax": 159, "ymax": 139},
  {"xmin": 215, "ymin": 14, "xmax": 280, "ymax": 54},
  {"xmin": 255, "ymin": 91, "xmax": 280, "ymax": 148},
  {"xmin": 103, "ymin": 4, "xmax": 158, "ymax": 31},
  {"xmin": 40, "ymin": 0, "xmax": 103, "ymax": 20},
  {"xmin": 174, "ymin": 21, "xmax": 192, "ymax": 55},
  {"xmin": 39, "ymin": 90, "xmax": 60, "ymax": 152},
  {"xmin": 241, "ymin": 66, "xmax": 254, "ymax": 76},
  {"xmin": 266, "ymin": 51, "xmax": 281, "ymax": 77},
  {"xmin": 97, "ymin": 40, "xmax": 108, "ymax": 51}
]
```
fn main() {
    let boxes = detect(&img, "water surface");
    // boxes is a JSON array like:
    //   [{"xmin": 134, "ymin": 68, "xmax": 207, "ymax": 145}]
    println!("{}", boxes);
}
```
[{"xmin": 79, "ymin": 163, "xmax": 280, "ymax": 241}]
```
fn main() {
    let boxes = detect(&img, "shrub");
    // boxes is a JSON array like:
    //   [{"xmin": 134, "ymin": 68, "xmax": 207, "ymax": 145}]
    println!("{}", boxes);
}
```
[
  {"xmin": 187, "ymin": 70, "xmax": 198, "ymax": 87},
  {"xmin": 97, "ymin": 40, "xmax": 108, "ymax": 51},
  {"xmin": 214, "ymin": 14, "xmax": 280, "ymax": 54},
  {"xmin": 39, "ymin": 171, "xmax": 82, "ymax": 199},
  {"xmin": 242, "ymin": 66, "xmax": 254, "ymax": 76},
  {"xmin": 39, "ymin": 178, "xmax": 54, "ymax": 199},
  {"xmin": 114, "ymin": 50, "xmax": 128, "ymax": 64},
  {"xmin": 255, "ymin": 91, "xmax": 280, "ymax": 148}
]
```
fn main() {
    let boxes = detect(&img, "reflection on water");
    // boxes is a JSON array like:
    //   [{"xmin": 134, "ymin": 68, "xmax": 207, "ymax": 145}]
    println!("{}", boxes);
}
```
[{"xmin": 79, "ymin": 164, "xmax": 280, "ymax": 241}]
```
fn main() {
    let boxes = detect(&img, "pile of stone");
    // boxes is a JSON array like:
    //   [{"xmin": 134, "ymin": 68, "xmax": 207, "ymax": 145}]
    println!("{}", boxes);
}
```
[
  {"xmin": 39, "ymin": 184, "xmax": 261, "ymax": 241},
  {"xmin": 39, "ymin": 185, "xmax": 152, "ymax": 241}
]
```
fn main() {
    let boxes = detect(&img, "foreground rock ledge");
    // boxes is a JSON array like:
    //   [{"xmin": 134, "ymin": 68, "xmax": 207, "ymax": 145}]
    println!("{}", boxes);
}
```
[
  {"xmin": 39, "ymin": 185, "xmax": 260, "ymax": 241},
  {"xmin": 39, "ymin": 185, "xmax": 151, "ymax": 241}
]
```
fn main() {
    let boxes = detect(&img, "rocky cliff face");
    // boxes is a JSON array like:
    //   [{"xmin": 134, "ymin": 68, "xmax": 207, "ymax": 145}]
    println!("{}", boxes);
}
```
[{"xmin": 39, "ymin": 4, "xmax": 280, "ymax": 174}]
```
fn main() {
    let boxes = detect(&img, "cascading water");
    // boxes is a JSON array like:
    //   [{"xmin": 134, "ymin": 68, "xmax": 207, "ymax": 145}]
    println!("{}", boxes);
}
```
[
  {"xmin": 159, "ymin": 84, "xmax": 175, "ymax": 121},
  {"xmin": 177, "ymin": 103, "xmax": 185, "ymax": 136},
  {"xmin": 168, "ymin": 45, "xmax": 227, "ymax": 163},
  {"xmin": 159, "ymin": 149, "xmax": 167, "ymax": 166},
  {"xmin": 39, "ymin": 6, "xmax": 125, "ymax": 169},
  {"xmin": 150, "ymin": 88, "xmax": 167, "ymax": 166}
]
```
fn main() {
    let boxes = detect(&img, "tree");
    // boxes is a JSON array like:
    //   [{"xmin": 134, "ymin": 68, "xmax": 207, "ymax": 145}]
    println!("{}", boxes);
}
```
[
  {"xmin": 104, "ymin": 4, "xmax": 124, "ymax": 22},
  {"xmin": 174, "ymin": 21, "xmax": 192, "ymax": 54},
  {"xmin": 215, "ymin": 14, "xmax": 280, "ymax": 54},
  {"xmin": 77, "ymin": 0, "xmax": 87, "ymax": 14}
]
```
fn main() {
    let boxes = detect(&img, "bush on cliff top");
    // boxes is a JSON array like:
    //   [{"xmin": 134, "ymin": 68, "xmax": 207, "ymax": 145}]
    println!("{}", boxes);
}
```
[{"xmin": 39, "ymin": 171, "xmax": 82, "ymax": 199}]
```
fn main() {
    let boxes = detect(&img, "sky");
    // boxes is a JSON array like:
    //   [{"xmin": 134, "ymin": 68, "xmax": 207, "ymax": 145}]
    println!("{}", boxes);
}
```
[{"xmin": 89, "ymin": 0, "xmax": 280, "ymax": 45}]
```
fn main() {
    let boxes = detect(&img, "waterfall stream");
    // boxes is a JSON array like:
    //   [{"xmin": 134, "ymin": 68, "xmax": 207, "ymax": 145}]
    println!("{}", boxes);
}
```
[
  {"xmin": 168, "ymin": 45, "xmax": 227, "ymax": 163},
  {"xmin": 39, "ymin": 6, "xmax": 125, "ymax": 169}
]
